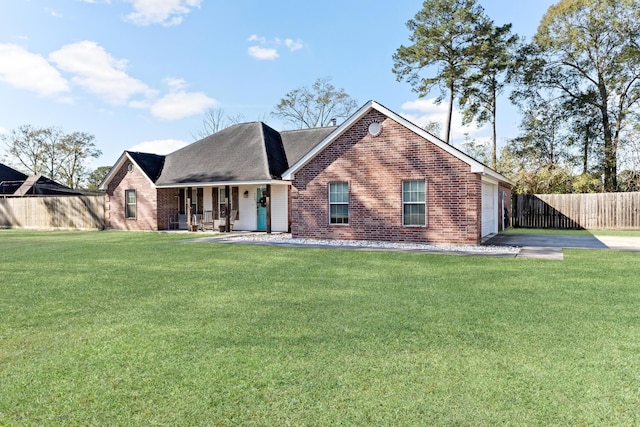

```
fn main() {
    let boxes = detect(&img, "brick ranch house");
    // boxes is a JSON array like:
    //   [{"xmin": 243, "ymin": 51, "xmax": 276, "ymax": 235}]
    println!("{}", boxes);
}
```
[{"xmin": 100, "ymin": 101, "xmax": 513, "ymax": 245}]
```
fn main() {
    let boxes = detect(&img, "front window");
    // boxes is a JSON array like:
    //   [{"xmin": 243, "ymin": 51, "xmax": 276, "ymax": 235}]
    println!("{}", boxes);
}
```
[
  {"xmin": 125, "ymin": 189, "xmax": 137, "ymax": 219},
  {"xmin": 329, "ymin": 182, "xmax": 349, "ymax": 224},
  {"xmin": 403, "ymin": 180, "xmax": 425, "ymax": 226},
  {"xmin": 219, "ymin": 188, "xmax": 227, "ymax": 216}
]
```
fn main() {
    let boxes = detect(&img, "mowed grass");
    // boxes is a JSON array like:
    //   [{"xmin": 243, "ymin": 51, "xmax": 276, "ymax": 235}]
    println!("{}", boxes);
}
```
[{"xmin": 1, "ymin": 230, "xmax": 639, "ymax": 426}]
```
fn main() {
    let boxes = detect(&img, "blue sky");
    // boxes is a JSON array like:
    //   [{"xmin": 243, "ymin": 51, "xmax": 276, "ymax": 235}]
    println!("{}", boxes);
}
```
[{"xmin": 0, "ymin": 0, "xmax": 557, "ymax": 169}]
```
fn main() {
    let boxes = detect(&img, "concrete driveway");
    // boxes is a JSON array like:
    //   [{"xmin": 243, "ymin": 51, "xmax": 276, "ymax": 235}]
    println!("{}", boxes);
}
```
[{"xmin": 484, "ymin": 232, "xmax": 640, "ymax": 260}]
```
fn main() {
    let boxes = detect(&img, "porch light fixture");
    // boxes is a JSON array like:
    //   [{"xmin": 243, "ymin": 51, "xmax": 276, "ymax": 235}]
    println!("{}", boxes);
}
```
[{"xmin": 243, "ymin": 190, "xmax": 249, "ymax": 198}]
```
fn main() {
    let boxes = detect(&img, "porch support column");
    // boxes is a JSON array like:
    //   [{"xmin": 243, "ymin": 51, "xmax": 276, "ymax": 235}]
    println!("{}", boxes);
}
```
[
  {"xmin": 224, "ymin": 184, "xmax": 230, "ymax": 232},
  {"xmin": 187, "ymin": 186, "xmax": 192, "ymax": 228},
  {"xmin": 266, "ymin": 184, "xmax": 271, "ymax": 234}
]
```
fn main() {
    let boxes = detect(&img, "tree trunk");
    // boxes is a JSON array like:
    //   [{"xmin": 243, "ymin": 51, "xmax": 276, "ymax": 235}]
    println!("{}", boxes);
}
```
[
  {"xmin": 491, "ymin": 81, "xmax": 497, "ymax": 169},
  {"xmin": 582, "ymin": 127, "xmax": 590, "ymax": 175},
  {"xmin": 445, "ymin": 81, "xmax": 454, "ymax": 144},
  {"xmin": 599, "ymin": 105, "xmax": 617, "ymax": 191},
  {"xmin": 598, "ymin": 80, "xmax": 617, "ymax": 191}
]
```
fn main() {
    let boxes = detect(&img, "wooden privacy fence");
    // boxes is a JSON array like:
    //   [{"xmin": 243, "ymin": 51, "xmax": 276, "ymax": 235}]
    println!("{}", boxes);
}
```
[
  {"xmin": 512, "ymin": 192, "xmax": 640, "ymax": 229},
  {"xmin": 0, "ymin": 196, "xmax": 105, "ymax": 230}
]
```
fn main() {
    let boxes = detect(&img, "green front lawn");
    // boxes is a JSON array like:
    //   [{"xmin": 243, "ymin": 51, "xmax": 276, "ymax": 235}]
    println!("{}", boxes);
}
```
[{"xmin": 1, "ymin": 230, "xmax": 639, "ymax": 425}]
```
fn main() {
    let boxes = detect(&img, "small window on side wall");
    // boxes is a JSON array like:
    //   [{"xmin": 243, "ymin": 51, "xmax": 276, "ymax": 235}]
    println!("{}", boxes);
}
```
[
  {"xmin": 125, "ymin": 189, "xmax": 137, "ymax": 219},
  {"xmin": 402, "ymin": 180, "xmax": 425, "ymax": 226},
  {"xmin": 329, "ymin": 182, "xmax": 349, "ymax": 224}
]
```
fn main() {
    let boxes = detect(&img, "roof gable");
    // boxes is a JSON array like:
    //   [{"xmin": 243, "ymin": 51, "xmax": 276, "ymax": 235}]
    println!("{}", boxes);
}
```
[
  {"xmin": 127, "ymin": 151, "xmax": 165, "ymax": 182},
  {"xmin": 281, "ymin": 100, "xmax": 513, "ymax": 185},
  {"xmin": 0, "ymin": 163, "xmax": 29, "ymax": 195},
  {"xmin": 0, "ymin": 163, "xmax": 28, "ymax": 182},
  {"xmin": 99, "ymin": 151, "xmax": 161, "ymax": 190}
]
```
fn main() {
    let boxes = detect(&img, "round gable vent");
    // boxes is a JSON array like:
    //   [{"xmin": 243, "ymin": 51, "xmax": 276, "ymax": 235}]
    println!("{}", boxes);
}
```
[{"xmin": 368, "ymin": 122, "xmax": 382, "ymax": 137}]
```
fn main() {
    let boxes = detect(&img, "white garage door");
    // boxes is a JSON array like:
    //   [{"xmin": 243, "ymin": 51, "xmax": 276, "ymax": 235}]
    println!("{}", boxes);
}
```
[{"xmin": 481, "ymin": 182, "xmax": 497, "ymax": 237}]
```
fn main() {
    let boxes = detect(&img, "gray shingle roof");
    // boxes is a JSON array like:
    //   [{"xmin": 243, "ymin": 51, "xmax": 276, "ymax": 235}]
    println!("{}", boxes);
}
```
[
  {"xmin": 127, "ymin": 152, "xmax": 165, "ymax": 182},
  {"xmin": 119, "ymin": 122, "xmax": 333, "ymax": 187},
  {"xmin": 155, "ymin": 122, "xmax": 290, "ymax": 185},
  {"xmin": 281, "ymin": 126, "xmax": 337, "ymax": 166}
]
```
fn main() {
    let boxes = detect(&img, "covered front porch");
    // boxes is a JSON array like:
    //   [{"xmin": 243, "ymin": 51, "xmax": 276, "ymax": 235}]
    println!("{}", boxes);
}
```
[{"xmin": 160, "ymin": 182, "xmax": 290, "ymax": 233}]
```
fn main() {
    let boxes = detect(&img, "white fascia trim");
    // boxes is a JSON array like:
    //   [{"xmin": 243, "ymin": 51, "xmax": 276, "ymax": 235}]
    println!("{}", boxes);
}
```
[
  {"xmin": 98, "ymin": 151, "xmax": 157, "ymax": 190},
  {"xmin": 475, "ymin": 166, "xmax": 515, "ymax": 186},
  {"xmin": 371, "ymin": 102, "xmax": 514, "ymax": 186},
  {"xmin": 281, "ymin": 101, "xmax": 377, "ymax": 180},
  {"xmin": 155, "ymin": 179, "xmax": 291, "ymax": 189},
  {"xmin": 480, "ymin": 174, "xmax": 501, "ymax": 185},
  {"xmin": 281, "ymin": 100, "xmax": 514, "ymax": 187}
]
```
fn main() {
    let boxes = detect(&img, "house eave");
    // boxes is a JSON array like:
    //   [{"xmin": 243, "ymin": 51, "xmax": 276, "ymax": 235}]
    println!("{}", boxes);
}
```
[
  {"xmin": 282, "ymin": 100, "xmax": 514, "ymax": 186},
  {"xmin": 98, "ymin": 152, "xmax": 158, "ymax": 190},
  {"xmin": 155, "ymin": 179, "xmax": 291, "ymax": 189},
  {"xmin": 473, "ymin": 165, "xmax": 515, "ymax": 186}
]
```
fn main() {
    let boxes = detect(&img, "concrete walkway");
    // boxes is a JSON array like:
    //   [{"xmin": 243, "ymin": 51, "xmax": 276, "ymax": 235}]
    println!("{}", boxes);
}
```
[
  {"xmin": 483, "ymin": 233, "xmax": 640, "ymax": 260},
  {"xmin": 180, "ymin": 231, "xmax": 640, "ymax": 261}
]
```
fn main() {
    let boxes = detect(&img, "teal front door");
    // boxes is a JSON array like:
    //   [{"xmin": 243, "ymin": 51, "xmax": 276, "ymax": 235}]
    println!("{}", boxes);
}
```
[{"xmin": 256, "ymin": 187, "xmax": 267, "ymax": 231}]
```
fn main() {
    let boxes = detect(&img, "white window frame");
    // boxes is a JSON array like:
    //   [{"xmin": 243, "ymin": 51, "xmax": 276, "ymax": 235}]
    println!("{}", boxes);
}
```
[
  {"xmin": 329, "ymin": 182, "xmax": 349, "ymax": 225},
  {"xmin": 125, "ymin": 189, "xmax": 137, "ymax": 219},
  {"xmin": 219, "ymin": 188, "xmax": 229, "ymax": 216},
  {"xmin": 402, "ymin": 180, "xmax": 426, "ymax": 226}
]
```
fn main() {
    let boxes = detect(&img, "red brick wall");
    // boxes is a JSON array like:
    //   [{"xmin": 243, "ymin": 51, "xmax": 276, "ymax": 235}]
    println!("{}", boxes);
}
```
[
  {"xmin": 105, "ymin": 160, "xmax": 158, "ymax": 230},
  {"xmin": 291, "ymin": 110, "xmax": 483, "ymax": 244},
  {"xmin": 157, "ymin": 188, "xmax": 180, "ymax": 230}
]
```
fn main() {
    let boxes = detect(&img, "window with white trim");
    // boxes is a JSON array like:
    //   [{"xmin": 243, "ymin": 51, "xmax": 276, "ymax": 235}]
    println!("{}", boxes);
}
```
[
  {"xmin": 402, "ymin": 180, "xmax": 425, "ymax": 226},
  {"xmin": 125, "ymin": 189, "xmax": 137, "ymax": 219},
  {"xmin": 219, "ymin": 188, "xmax": 229, "ymax": 216},
  {"xmin": 329, "ymin": 182, "xmax": 349, "ymax": 224}
]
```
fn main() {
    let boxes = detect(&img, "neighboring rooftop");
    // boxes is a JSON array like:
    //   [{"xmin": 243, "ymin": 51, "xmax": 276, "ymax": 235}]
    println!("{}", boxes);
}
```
[{"xmin": 0, "ymin": 163, "xmax": 83, "ymax": 196}]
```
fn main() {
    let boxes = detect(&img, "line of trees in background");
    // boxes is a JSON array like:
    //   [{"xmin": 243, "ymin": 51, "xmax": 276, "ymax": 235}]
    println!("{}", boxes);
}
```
[
  {"xmin": 5, "ymin": 0, "xmax": 640, "ymax": 195},
  {"xmin": 393, "ymin": 0, "xmax": 640, "ymax": 193}
]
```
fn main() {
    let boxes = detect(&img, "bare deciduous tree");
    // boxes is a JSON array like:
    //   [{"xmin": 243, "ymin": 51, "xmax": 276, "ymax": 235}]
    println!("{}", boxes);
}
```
[{"xmin": 272, "ymin": 77, "xmax": 357, "ymax": 129}]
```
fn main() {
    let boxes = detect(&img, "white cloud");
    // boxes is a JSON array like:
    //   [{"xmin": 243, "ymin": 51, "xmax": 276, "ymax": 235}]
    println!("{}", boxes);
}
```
[
  {"xmin": 400, "ymin": 98, "xmax": 489, "ymax": 143},
  {"xmin": 0, "ymin": 43, "xmax": 70, "ymax": 97},
  {"xmin": 284, "ymin": 38, "xmax": 303, "ymax": 52},
  {"xmin": 129, "ymin": 138, "xmax": 189, "ymax": 154},
  {"xmin": 164, "ymin": 77, "xmax": 187, "ymax": 91},
  {"xmin": 49, "ymin": 41, "xmax": 156, "ymax": 105},
  {"xmin": 47, "ymin": 8, "xmax": 64, "ymax": 18},
  {"xmin": 125, "ymin": 0, "xmax": 202, "ymax": 26},
  {"xmin": 247, "ymin": 34, "xmax": 266, "ymax": 44},
  {"xmin": 150, "ymin": 79, "xmax": 217, "ymax": 120},
  {"xmin": 248, "ymin": 46, "xmax": 279, "ymax": 61},
  {"xmin": 0, "ymin": 126, "xmax": 7, "ymax": 135},
  {"xmin": 246, "ymin": 34, "xmax": 303, "ymax": 60}
]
